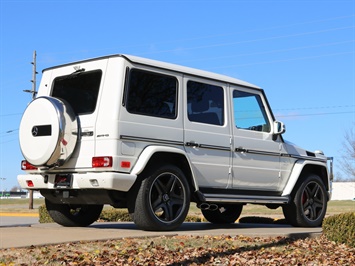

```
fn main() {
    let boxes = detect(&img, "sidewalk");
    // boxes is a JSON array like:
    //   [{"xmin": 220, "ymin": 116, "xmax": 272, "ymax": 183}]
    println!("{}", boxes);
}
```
[{"xmin": 0, "ymin": 222, "xmax": 322, "ymax": 249}]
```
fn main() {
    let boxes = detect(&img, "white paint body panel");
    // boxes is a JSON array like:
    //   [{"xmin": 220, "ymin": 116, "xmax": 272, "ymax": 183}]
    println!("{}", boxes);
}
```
[{"xmin": 17, "ymin": 54, "xmax": 331, "ymax": 205}]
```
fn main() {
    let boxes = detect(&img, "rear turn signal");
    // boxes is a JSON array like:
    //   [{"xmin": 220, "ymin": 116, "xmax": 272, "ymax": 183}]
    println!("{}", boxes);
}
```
[
  {"xmin": 21, "ymin": 160, "xmax": 38, "ymax": 170},
  {"xmin": 92, "ymin": 156, "xmax": 113, "ymax": 168}
]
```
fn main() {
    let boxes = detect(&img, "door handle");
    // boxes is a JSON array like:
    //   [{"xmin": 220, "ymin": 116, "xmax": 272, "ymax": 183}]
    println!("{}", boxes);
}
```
[
  {"xmin": 186, "ymin": 141, "xmax": 199, "ymax": 148},
  {"xmin": 235, "ymin": 147, "xmax": 247, "ymax": 153}
]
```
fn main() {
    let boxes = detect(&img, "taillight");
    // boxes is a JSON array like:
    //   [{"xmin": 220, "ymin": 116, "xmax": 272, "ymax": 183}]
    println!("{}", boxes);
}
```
[
  {"xmin": 21, "ymin": 160, "xmax": 38, "ymax": 170},
  {"xmin": 92, "ymin": 156, "xmax": 113, "ymax": 168}
]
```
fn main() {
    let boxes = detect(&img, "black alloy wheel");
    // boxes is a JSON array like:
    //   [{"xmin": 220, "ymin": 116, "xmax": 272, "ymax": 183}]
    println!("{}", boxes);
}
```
[{"xmin": 133, "ymin": 165, "xmax": 190, "ymax": 231}]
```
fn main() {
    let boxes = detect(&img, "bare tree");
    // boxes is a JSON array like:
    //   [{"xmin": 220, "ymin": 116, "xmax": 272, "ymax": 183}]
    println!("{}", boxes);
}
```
[
  {"xmin": 10, "ymin": 186, "xmax": 21, "ymax": 192},
  {"xmin": 338, "ymin": 126, "xmax": 355, "ymax": 181}
]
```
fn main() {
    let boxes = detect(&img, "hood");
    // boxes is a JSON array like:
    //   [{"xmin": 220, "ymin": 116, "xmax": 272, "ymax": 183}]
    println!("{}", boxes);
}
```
[{"xmin": 284, "ymin": 139, "xmax": 327, "ymax": 160}]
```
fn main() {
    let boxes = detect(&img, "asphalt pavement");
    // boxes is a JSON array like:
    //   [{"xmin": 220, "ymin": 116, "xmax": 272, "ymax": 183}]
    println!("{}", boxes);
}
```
[{"xmin": 0, "ymin": 213, "xmax": 39, "ymax": 227}]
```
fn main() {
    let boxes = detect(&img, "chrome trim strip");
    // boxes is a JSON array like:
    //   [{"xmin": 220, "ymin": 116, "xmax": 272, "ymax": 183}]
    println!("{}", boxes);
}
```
[
  {"xmin": 198, "ymin": 144, "xmax": 231, "ymax": 151},
  {"xmin": 120, "ymin": 135, "xmax": 230, "ymax": 152},
  {"xmin": 289, "ymin": 154, "xmax": 326, "ymax": 163},
  {"xmin": 235, "ymin": 148, "xmax": 284, "ymax": 157},
  {"xmin": 235, "ymin": 147, "xmax": 326, "ymax": 163},
  {"xmin": 204, "ymin": 193, "xmax": 289, "ymax": 204},
  {"xmin": 120, "ymin": 135, "xmax": 184, "ymax": 146}
]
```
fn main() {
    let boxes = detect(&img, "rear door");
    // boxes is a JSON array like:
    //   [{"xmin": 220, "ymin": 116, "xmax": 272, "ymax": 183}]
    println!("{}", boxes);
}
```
[
  {"xmin": 183, "ymin": 77, "xmax": 232, "ymax": 189},
  {"xmin": 119, "ymin": 66, "xmax": 183, "ymax": 153},
  {"xmin": 49, "ymin": 60, "xmax": 108, "ymax": 169}
]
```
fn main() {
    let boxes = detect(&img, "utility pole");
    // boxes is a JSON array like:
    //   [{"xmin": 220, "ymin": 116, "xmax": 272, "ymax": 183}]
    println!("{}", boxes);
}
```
[
  {"xmin": 23, "ymin": 50, "xmax": 38, "ymax": 99},
  {"xmin": 23, "ymin": 50, "xmax": 38, "ymax": 209}
]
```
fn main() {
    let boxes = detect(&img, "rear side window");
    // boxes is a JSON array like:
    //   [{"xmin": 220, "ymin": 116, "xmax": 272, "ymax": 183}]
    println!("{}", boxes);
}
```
[
  {"xmin": 126, "ymin": 69, "xmax": 177, "ymax": 119},
  {"xmin": 187, "ymin": 81, "xmax": 224, "ymax": 126},
  {"xmin": 52, "ymin": 70, "xmax": 102, "ymax": 115}
]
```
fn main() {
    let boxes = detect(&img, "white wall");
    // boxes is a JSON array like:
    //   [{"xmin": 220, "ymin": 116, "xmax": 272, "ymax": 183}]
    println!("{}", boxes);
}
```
[
  {"xmin": 331, "ymin": 182, "xmax": 355, "ymax": 200},
  {"xmin": 25, "ymin": 191, "xmax": 43, "ymax": 199}
]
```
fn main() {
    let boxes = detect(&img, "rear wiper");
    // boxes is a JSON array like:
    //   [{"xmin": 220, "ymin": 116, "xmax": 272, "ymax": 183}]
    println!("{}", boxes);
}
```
[{"xmin": 71, "ymin": 67, "xmax": 86, "ymax": 75}]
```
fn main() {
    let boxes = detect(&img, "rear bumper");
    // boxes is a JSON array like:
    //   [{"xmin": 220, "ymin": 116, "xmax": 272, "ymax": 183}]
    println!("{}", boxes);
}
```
[{"xmin": 17, "ymin": 172, "xmax": 137, "ymax": 192}]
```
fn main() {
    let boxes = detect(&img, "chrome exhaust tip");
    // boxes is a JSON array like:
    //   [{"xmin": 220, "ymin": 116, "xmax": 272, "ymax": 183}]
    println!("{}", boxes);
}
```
[{"xmin": 197, "ymin": 203, "xmax": 219, "ymax": 211}]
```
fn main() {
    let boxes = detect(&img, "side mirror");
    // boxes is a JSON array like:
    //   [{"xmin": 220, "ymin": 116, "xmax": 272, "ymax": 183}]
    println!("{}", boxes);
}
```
[{"xmin": 273, "ymin": 121, "xmax": 286, "ymax": 135}]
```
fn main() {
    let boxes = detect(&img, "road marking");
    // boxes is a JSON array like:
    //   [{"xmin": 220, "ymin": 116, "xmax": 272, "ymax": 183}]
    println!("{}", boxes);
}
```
[{"xmin": 0, "ymin": 213, "xmax": 39, "ymax": 217}]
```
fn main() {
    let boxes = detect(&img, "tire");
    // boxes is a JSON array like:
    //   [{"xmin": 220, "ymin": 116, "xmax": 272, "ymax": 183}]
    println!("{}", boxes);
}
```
[
  {"xmin": 133, "ymin": 165, "xmax": 190, "ymax": 231},
  {"xmin": 45, "ymin": 199, "xmax": 103, "ymax": 227},
  {"xmin": 282, "ymin": 174, "xmax": 327, "ymax": 227},
  {"xmin": 19, "ymin": 96, "xmax": 78, "ymax": 167},
  {"xmin": 202, "ymin": 204, "xmax": 243, "ymax": 224}
]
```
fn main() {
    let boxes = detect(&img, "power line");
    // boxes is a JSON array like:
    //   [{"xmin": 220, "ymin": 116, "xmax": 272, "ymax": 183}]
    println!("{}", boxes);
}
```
[
  {"xmin": 139, "ymin": 26, "xmax": 355, "ymax": 57},
  {"xmin": 181, "ymin": 40, "xmax": 355, "ymax": 63},
  {"xmin": 211, "ymin": 51, "xmax": 354, "ymax": 69},
  {"xmin": 0, "ymin": 129, "xmax": 18, "ymax": 135},
  {"xmin": 275, "ymin": 104, "xmax": 355, "ymax": 111},
  {"xmin": 1, "ymin": 107, "xmax": 353, "ymax": 139},
  {"xmin": 276, "ymin": 111, "xmax": 354, "ymax": 118},
  {"xmin": 29, "ymin": 14, "xmax": 355, "ymax": 65}
]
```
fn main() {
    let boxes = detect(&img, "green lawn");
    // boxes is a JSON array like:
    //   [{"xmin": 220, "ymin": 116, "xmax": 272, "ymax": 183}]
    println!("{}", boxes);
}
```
[{"xmin": 1, "ymin": 198, "xmax": 354, "ymax": 216}]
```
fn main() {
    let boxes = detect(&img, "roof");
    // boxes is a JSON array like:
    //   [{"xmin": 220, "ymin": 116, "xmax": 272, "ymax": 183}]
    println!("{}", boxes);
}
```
[{"xmin": 43, "ymin": 54, "xmax": 261, "ymax": 89}]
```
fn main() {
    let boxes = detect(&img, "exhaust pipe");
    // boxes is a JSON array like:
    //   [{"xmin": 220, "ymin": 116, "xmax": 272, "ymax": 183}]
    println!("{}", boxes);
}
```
[
  {"xmin": 197, "ymin": 203, "xmax": 219, "ymax": 211},
  {"xmin": 198, "ymin": 203, "xmax": 210, "ymax": 210},
  {"xmin": 209, "ymin": 204, "xmax": 219, "ymax": 211}
]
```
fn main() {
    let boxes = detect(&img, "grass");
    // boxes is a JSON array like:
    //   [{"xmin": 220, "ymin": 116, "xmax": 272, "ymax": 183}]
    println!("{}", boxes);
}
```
[
  {"xmin": 1, "ymin": 198, "xmax": 354, "ymax": 217},
  {"xmin": 0, "ymin": 198, "xmax": 44, "ymax": 213},
  {"xmin": 326, "ymin": 200, "xmax": 355, "ymax": 214}
]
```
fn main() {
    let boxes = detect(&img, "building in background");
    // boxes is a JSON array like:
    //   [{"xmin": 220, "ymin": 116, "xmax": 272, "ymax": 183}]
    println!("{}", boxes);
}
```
[{"xmin": 331, "ymin": 182, "xmax": 355, "ymax": 200}]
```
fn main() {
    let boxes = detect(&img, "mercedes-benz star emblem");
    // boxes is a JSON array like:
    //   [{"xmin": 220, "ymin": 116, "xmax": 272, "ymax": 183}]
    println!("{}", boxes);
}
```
[{"xmin": 32, "ymin": 126, "xmax": 38, "ymax": 137}]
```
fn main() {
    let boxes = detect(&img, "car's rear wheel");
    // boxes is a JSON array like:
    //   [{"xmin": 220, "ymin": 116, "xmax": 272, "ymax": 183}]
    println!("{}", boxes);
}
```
[
  {"xmin": 201, "ymin": 204, "xmax": 243, "ymax": 224},
  {"xmin": 282, "ymin": 174, "xmax": 327, "ymax": 227},
  {"xmin": 45, "ymin": 199, "xmax": 103, "ymax": 227},
  {"xmin": 133, "ymin": 165, "xmax": 190, "ymax": 231}
]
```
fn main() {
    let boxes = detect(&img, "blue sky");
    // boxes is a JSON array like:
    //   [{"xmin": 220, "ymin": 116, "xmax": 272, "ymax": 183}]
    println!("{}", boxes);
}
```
[{"xmin": 0, "ymin": 0, "xmax": 354, "ymax": 190}]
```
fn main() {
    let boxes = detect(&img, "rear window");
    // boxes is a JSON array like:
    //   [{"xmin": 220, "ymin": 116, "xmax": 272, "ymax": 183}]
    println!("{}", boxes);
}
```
[
  {"xmin": 126, "ymin": 69, "xmax": 177, "ymax": 119},
  {"xmin": 51, "ymin": 70, "xmax": 102, "ymax": 115},
  {"xmin": 187, "ymin": 81, "xmax": 224, "ymax": 126}
]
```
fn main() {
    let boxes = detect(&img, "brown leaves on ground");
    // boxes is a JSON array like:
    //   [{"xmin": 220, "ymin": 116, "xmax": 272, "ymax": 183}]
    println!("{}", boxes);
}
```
[{"xmin": 0, "ymin": 234, "xmax": 354, "ymax": 265}]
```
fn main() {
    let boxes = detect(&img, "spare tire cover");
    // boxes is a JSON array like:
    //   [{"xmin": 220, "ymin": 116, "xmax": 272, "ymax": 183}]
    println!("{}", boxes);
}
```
[{"xmin": 19, "ymin": 96, "xmax": 78, "ymax": 167}]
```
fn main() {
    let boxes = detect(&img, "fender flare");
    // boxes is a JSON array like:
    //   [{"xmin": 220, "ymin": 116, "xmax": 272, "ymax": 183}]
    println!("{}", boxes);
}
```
[
  {"xmin": 282, "ymin": 160, "xmax": 330, "ymax": 197},
  {"xmin": 130, "ymin": 145, "xmax": 198, "ymax": 189}
]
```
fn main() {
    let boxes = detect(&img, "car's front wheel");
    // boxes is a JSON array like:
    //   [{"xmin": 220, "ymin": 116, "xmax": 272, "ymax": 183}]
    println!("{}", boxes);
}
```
[
  {"xmin": 45, "ymin": 199, "xmax": 103, "ymax": 227},
  {"xmin": 282, "ymin": 174, "xmax": 327, "ymax": 227},
  {"xmin": 133, "ymin": 165, "xmax": 190, "ymax": 231}
]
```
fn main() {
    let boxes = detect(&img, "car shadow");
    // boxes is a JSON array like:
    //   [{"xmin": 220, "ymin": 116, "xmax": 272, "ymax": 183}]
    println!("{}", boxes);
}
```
[{"xmin": 90, "ymin": 221, "xmax": 304, "ymax": 231}]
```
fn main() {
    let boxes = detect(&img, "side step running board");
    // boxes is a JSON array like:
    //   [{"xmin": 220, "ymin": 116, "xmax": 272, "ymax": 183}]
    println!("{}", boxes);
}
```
[{"xmin": 203, "ymin": 193, "xmax": 289, "ymax": 205}]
